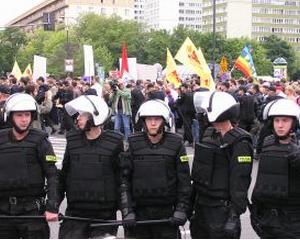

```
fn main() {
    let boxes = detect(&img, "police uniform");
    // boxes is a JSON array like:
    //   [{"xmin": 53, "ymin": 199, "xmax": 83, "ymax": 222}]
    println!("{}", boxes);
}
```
[
  {"xmin": 190, "ymin": 126, "xmax": 253, "ymax": 238},
  {"xmin": 120, "ymin": 131, "xmax": 191, "ymax": 239},
  {"xmin": 58, "ymin": 129, "xmax": 123, "ymax": 239},
  {"xmin": 251, "ymin": 134, "xmax": 300, "ymax": 238},
  {"xmin": 0, "ymin": 128, "xmax": 58, "ymax": 239}
]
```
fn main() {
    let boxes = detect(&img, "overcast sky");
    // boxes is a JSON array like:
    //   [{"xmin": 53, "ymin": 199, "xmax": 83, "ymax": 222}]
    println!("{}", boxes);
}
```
[{"xmin": 0, "ymin": 0, "xmax": 44, "ymax": 26}]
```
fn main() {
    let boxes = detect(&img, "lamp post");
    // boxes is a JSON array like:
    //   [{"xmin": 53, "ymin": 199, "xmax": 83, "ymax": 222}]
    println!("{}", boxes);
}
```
[{"xmin": 211, "ymin": 0, "xmax": 216, "ymax": 80}]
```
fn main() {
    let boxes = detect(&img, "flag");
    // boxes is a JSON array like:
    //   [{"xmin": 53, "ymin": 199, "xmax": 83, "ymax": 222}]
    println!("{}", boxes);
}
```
[
  {"xmin": 166, "ymin": 48, "xmax": 181, "ymax": 88},
  {"xmin": 11, "ymin": 61, "xmax": 22, "ymax": 80},
  {"xmin": 22, "ymin": 64, "xmax": 33, "ymax": 79},
  {"xmin": 220, "ymin": 56, "xmax": 228, "ymax": 73},
  {"xmin": 234, "ymin": 46, "xmax": 257, "ymax": 78},
  {"xmin": 197, "ymin": 47, "xmax": 215, "ymax": 90},
  {"xmin": 120, "ymin": 42, "xmax": 129, "ymax": 77},
  {"xmin": 175, "ymin": 37, "xmax": 214, "ymax": 90}
]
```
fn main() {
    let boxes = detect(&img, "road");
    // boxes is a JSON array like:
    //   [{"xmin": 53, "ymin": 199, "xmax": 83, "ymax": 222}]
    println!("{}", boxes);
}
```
[{"xmin": 48, "ymin": 134, "xmax": 259, "ymax": 239}]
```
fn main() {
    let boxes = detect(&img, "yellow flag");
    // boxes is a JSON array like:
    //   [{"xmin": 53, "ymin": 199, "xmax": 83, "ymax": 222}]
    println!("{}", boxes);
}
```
[
  {"xmin": 175, "ymin": 37, "xmax": 214, "ymax": 90},
  {"xmin": 197, "ymin": 47, "xmax": 215, "ymax": 91},
  {"xmin": 11, "ymin": 61, "xmax": 22, "ymax": 80},
  {"xmin": 22, "ymin": 64, "xmax": 33, "ymax": 80},
  {"xmin": 220, "ymin": 56, "xmax": 228, "ymax": 73},
  {"xmin": 166, "ymin": 48, "xmax": 181, "ymax": 88}
]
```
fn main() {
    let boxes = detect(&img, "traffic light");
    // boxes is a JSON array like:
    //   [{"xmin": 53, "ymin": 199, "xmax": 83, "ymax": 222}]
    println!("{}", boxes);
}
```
[{"xmin": 43, "ymin": 12, "xmax": 55, "ymax": 31}]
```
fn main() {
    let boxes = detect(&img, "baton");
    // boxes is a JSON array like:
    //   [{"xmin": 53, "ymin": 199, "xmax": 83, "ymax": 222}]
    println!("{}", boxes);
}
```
[
  {"xmin": 90, "ymin": 219, "xmax": 171, "ymax": 228},
  {"xmin": 0, "ymin": 214, "xmax": 122, "ymax": 224}
]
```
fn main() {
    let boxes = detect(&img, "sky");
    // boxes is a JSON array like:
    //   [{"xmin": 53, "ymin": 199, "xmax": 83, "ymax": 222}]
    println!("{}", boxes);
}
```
[{"xmin": 0, "ymin": 0, "xmax": 44, "ymax": 26}]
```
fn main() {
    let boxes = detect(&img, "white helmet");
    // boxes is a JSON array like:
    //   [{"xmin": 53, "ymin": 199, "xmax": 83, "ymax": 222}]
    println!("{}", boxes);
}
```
[
  {"xmin": 135, "ymin": 99, "xmax": 172, "ymax": 127},
  {"xmin": 193, "ymin": 90, "xmax": 211, "ymax": 113},
  {"xmin": 267, "ymin": 99, "xmax": 300, "ymax": 120},
  {"xmin": 4, "ymin": 93, "xmax": 38, "ymax": 122},
  {"xmin": 65, "ymin": 95, "xmax": 110, "ymax": 126},
  {"xmin": 201, "ymin": 91, "xmax": 239, "ymax": 123}
]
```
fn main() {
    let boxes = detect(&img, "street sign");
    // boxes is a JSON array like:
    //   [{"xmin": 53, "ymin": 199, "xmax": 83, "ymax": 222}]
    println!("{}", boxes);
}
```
[{"xmin": 65, "ymin": 59, "xmax": 74, "ymax": 72}]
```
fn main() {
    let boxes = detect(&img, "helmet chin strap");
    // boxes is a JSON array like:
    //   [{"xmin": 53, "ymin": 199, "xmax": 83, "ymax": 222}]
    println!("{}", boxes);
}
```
[{"xmin": 12, "ymin": 121, "xmax": 30, "ymax": 134}]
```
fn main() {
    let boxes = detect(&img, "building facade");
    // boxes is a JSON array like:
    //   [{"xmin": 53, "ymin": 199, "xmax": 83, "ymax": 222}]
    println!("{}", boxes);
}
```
[
  {"xmin": 140, "ymin": 0, "xmax": 202, "ymax": 31},
  {"xmin": 6, "ymin": 0, "xmax": 134, "ymax": 31},
  {"xmin": 202, "ymin": 0, "xmax": 300, "ymax": 51}
]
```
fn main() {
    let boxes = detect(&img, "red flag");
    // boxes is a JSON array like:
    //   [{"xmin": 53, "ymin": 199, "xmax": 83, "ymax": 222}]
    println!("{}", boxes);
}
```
[{"xmin": 120, "ymin": 43, "xmax": 129, "ymax": 77}]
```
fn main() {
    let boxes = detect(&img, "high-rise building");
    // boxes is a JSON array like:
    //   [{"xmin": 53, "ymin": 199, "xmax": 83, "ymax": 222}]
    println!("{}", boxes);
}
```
[
  {"xmin": 134, "ymin": 0, "xmax": 145, "ymax": 21},
  {"xmin": 138, "ymin": 0, "xmax": 202, "ymax": 31},
  {"xmin": 202, "ymin": 0, "xmax": 300, "ymax": 51},
  {"xmin": 6, "ymin": 0, "xmax": 135, "ymax": 31}
]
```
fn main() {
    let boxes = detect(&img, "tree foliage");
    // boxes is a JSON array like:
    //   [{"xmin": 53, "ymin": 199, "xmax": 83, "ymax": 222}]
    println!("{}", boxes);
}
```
[{"xmin": 0, "ymin": 13, "xmax": 296, "ymax": 79}]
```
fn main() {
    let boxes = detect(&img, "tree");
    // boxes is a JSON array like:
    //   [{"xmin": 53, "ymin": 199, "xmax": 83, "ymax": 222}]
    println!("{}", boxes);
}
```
[
  {"xmin": 262, "ymin": 35, "xmax": 296, "ymax": 78},
  {"xmin": 0, "ymin": 28, "xmax": 26, "ymax": 74}
]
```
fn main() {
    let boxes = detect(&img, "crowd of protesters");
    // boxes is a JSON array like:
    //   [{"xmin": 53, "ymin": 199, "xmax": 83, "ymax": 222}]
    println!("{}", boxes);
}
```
[{"xmin": 1, "ymin": 73, "xmax": 300, "ymax": 146}]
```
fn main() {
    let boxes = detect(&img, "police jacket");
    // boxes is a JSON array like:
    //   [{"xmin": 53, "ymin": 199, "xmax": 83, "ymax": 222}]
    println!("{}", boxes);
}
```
[
  {"xmin": 58, "ymin": 129, "xmax": 123, "ymax": 211},
  {"xmin": 120, "ymin": 132, "xmax": 191, "ymax": 214},
  {"xmin": 192, "ymin": 127, "xmax": 253, "ymax": 215},
  {"xmin": 0, "ymin": 128, "xmax": 58, "ymax": 213},
  {"xmin": 252, "ymin": 135, "xmax": 300, "ymax": 208}
]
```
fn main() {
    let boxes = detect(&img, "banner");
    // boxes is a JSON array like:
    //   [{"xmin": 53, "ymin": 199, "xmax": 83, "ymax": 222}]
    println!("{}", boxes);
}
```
[
  {"xmin": 33, "ymin": 55, "xmax": 47, "ymax": 82},
  {"xmin": 83, "ymin": 45, "xmax": 95, "ymax": 77}
]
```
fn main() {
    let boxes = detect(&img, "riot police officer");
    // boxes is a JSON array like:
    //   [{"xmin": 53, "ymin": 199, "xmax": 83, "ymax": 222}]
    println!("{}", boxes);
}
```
[
  {"xmin": 0, "ymin": 93, "xmax": 58, "ymax": 238},
  {"xmin": 120, "ymin": 99, "xmax": 191, "ymax": 238},
  {"xmin": 58, "ymin": 95, "xmax": 123, "ymax": 238},
  {"xmin": 190, "ymin": 91, "xmax": 253, "ymax": 238},
  {"xmin": 250, "ymin": 99, "xmax": 300, "ymax": 238}
]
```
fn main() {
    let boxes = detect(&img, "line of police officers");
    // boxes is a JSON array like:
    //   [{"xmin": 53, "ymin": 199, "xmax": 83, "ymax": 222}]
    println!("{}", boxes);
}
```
[{"xmin": 0, "ymin": 90, "xmax": 299, "ymax": 238}]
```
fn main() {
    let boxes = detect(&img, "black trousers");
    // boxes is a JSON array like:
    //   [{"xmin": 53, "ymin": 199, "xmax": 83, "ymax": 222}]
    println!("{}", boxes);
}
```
[
  {"xmin": 59, "ymin": 208, "xmax": 118, "ymax": 239},
  {"xmin": 190, "ymin": 204, "xmax": 241, "ymax": 239},
  {"xmin": 125, "ymin": 206, "xmax": 180, "ymax": 239},
  {"xmin": 0, "ymin": 198, "xmax": 49, "ymax": 239},
  {"xmin": 250, "ymin": 205, "xmax": 300, "ymax": 238}
]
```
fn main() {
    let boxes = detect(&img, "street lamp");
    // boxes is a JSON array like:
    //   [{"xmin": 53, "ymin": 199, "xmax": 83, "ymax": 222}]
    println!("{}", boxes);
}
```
[{"xmin": 211, "ymin": 0, "xmax": 216, "ymax": 80}]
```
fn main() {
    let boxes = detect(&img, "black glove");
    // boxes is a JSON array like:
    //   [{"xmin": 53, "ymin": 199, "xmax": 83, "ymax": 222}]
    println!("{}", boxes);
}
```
[
  {"xmin": 170, "ymin": 211, "xmax": 187, "ymax": 226},
  {"xmin": 223, "ymin": 208, "xmax": 241, "ymax": 238},
  {"xmin": 122, "ymin": 212, "xmax": 136, "ymax": 227}
]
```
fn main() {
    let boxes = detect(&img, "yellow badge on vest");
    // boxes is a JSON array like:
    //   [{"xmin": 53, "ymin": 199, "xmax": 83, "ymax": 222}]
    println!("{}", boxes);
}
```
[
  {"xmin": 45, "ymin": 155, "xmax": 57, "ymax": 162},
  {"xmin": 237, "ymin": 156, "xmax": 252, "ymax": 163},
  {"xmin": 180, "ymin": 155, "xmax": 189, "ymax": 163}
]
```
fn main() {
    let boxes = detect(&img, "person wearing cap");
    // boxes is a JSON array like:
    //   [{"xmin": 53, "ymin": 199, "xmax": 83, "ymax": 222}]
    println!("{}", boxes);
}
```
[
  {"xmin": 189, "ymin": 91, "xmax": 253, "ymax": 238},
  {"xmin": 0, "ymin": 93, "xmax": 58, "ymax": 238},
  {"xmin": 119, "ymin": 99, "xmax": 191, "ymax": 238},
  {"xmin": 57, "ymin": 95, "xmax": 124, "ymax": 238},
  {"xmin": 250, "ymin": 99, "xmax": 300, "ymax": 238}
]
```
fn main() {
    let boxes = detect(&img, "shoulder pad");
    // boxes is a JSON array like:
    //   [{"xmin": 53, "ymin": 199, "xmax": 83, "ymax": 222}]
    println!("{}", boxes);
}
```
[
  {"xmin": 262, "ymin": 134, "xmax": 277, "ymax": 148},
  {"xmin": 102, "ymin": 130, "xmax": 123, "ymax": 141},
  {"xmin": 66, "ymin": 129, "xmax": 82, "ymax": 140},
  {"xmin": 29, "ymin": 128, "xmax": 48, "ymax": 139},
  {"xmin": 128, "ymin": 132, "xmax": 148, "ymax": 152},
  {"xmin": 223, "ymin": 127, "xmax": 252, "ymax": 145},
  {"xmin": 128, "ymin": 132, "xmax": 145, "ymax": 143},
  {"xmin": 25, "ymin": 128, "xmax": 48, "ymax": 144},
  {"xmin": 30, "ymin": 128, "xmax": 48, "ymax": 137},
  {"xmin": 203, "ymin": 127, "xmax": 216, "ymax": 138},
  {"xmin": 164, "ymin": 132, "xmax": 183, "ymax": 142}
]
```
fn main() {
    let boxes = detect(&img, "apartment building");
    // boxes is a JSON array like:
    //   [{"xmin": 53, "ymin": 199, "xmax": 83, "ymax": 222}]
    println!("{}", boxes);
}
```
[
  {"xmin": 140, "ymin": 0, "xmax": 202, "ymax": 31},
  {"xmin": 6, "ymin": 0, "xmax": 134, "ymax": 31},
  {"xmin": 202, "ymin": 0, "xmax": 300, "ymax": 51}
]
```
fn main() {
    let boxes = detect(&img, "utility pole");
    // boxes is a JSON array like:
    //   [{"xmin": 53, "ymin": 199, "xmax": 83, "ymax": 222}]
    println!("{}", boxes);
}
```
[{"xmin": 212, "ymin": 0, "xmax": 216, "ymax": 80}]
